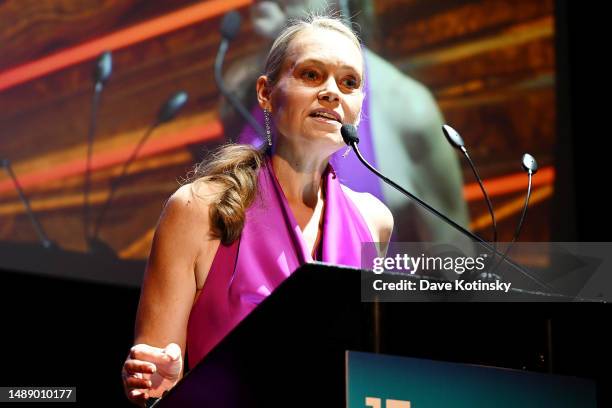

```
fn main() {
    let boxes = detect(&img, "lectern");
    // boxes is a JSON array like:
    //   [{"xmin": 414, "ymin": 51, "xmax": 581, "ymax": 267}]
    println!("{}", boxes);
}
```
[
  {"xmin": 150, "ymin": 263, "xmax": 594, "ymax": 407},
  {"xmin": 152, "ymin": 263, "xmax": 372, "ymax": 407}
]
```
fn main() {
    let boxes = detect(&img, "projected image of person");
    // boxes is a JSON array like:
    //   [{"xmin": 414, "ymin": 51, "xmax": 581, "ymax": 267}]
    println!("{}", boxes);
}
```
[
  {"xmin": 121, "ymin": 15, "xmax": 393, "ymax": 406},
  {"xmin": 220, "ymin": 0, "xmax": 469, "ymax": 244}
]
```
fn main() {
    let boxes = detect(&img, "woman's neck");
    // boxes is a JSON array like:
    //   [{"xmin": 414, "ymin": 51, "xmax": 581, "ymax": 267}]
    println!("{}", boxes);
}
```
[{"xmin": 270, "ymin": 149, "xmax": 328, "ymax": 209}]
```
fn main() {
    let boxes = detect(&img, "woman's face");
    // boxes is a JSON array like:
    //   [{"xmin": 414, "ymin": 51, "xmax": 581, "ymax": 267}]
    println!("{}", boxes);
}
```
[{"xmin": 260, "ymin": 28, "xmax": 364, "ymax": 151}]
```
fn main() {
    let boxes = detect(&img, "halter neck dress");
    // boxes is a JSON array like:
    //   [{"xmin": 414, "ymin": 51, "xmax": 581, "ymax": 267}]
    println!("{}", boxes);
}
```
[{"xmin": 186, "ymin": 154, "xmax": 373, "ymax": 368}]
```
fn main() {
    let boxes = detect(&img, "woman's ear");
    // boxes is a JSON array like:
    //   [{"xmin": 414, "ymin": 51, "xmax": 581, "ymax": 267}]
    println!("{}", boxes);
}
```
[{"xmin": 256, "ymin": 75, "xmax": 272, "ymax": 111}]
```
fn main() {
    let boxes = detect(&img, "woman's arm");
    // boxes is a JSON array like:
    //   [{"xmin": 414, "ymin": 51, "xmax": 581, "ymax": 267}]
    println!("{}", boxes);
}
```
[
  {"xmin": 134, "ymin": 184, "xmax": 207, "ymax": 361},
  {"xmin": 123, "ymin": 182, "xmax": 218, "ymax": 404}
]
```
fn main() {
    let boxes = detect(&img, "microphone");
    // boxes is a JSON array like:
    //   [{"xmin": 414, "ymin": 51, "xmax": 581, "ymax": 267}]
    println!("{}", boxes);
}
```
[
  {"xmin": 94, "ymin": 51, "xmax": 112, "ymax": 91},
  {"xmin": 442, "ymin": 124, "xmax": 498, "ymax": 278},
  {"xmin": 1, "ymin": 158, "xmax": 55, "ymax": 249},
  {"xmin": 157, "ymin": 91, "xmax": 188, "ymax": 124},
  {"xmin": 220, "ymin": 10, "xmax": 241, "ymax": 41},
  {"xmin": 84, "ymin": 51, "xmax": 112, "ymax": 247},
  {"xmin": 88, "ymin": 91, "xmax": 189, "ymax": 252},
  {"xmin": 341, "ymin": 124, "xmax": 480, "ymax": 241},
  {"xmin": 214, "ymin": 11, "xmax": 266, "ymax": 140},
  {"xmin": 488, "ymin": 154, "xmax": 538, "ymax": 277},
  {"xmin": 340, "ymin": 124, "xmax": 553, "ymax": 291}
]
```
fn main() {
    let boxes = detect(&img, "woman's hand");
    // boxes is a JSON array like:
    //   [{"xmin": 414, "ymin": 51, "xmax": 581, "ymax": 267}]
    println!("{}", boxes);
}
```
[{"xmin": 121, "ymin": 343, "xmax": 182, "ymax": 406}]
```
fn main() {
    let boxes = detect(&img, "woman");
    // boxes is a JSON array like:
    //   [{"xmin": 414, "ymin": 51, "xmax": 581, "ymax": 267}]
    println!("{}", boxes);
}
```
[{"xmin": 121, "ymin": 15, "xmax": 393, "ymax": 406}]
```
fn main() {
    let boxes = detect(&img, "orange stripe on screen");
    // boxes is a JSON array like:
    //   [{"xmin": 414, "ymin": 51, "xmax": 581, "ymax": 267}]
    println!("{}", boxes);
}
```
[
  {"xmin": 470, "ymin": 184, "xmax": 554, "ymax": 231},
  {"xmin": 0, "ymin": 0, "xmax": 252, "ymax": 92},
  {"xmin": 2, "ymin": 141, "xmax": 554, "ymax": 205},
  {"xmin": 0, "ymin": 121, "xmax": 223, "ymax": 194},
  {"xmin": 463, "ymin": 166, "xmax": 554, "ymax": 202}
]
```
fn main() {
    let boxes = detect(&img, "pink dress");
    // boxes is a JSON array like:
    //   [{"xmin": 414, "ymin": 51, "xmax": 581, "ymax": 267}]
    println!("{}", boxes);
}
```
[{"xmin": 186, "ymin": 154, "xmax": 374, "ymax": 369}]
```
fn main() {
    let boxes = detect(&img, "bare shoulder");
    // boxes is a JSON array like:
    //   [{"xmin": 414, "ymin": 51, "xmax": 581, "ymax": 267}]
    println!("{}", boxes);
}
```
[
  {"xmin": 152, "ymin": 180, "xmax": 224, "ymax": 265},
  {"xmin": 167, "ymin": 181, "xmax": 214, "ymax": 211},
  {"xmin": 341, "ymin": 185, "xmax": 394, "ymax": 244},
  {"xmin": 163, "ymin": 181, "xmax": 221, "ymax": 230}
]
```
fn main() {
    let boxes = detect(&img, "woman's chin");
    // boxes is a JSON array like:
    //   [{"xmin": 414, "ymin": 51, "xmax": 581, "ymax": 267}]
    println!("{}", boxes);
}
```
[
  {"xmin": 303, "ymin": 128, "xmax": 341, "ymax": 141},
  {"xmin": 299, "ymin": 133, "xmax": 345, "ymax": 154}
]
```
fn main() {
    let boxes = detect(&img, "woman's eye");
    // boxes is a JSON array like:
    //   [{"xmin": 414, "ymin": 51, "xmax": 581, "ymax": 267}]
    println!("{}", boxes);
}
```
[
  {"xmin": 342, "ymin": 77, "xmax": 358, "ymax": 89},
  {"xmin": 302, "ymin": 70, "xmax": 320, "ymax": 81}
]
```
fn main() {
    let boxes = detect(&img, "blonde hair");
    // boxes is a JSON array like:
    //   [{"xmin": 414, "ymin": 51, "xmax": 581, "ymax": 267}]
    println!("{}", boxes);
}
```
[
  {"xmin": 191, "ymin": 16, "xmax": 361, "ymax": 245},
  {"xmin": 190, "ymin": 144, "xmax": 265, "ymax": 245},
  {"xmin": 264, "ymin": 15, "xmax": 362, "ymax": 87}
]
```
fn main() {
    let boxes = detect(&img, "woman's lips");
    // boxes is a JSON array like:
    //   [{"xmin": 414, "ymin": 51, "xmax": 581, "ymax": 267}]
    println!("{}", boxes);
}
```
[
  {"xmin": 309, "ymin": 109, "xmax": 342, "ymax": 122},
  {"xmin": 309, "ymin": 115, "xmax": 341, "ymax": 126}
]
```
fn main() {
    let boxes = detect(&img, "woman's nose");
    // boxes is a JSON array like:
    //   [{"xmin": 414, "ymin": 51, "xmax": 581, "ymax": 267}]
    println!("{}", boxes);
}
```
[{"xmin": 317, "ymin": 78, "xmax": 340, "ymax": 104}]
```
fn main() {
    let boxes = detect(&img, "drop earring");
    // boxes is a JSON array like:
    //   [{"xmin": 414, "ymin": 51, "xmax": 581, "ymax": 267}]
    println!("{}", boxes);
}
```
[{"xmin": 264, "ymin": 109, "xmax": 272, "ymax": 146}]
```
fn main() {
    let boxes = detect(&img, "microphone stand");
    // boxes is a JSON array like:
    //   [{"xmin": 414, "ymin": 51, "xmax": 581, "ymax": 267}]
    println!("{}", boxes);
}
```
[
  {"xmin": 83, "ymin": 82, "xmax": 103, "ymax": 244},
  {"xmin": 88, "ymin": 91, "xmax": 188, "ymax": 251},
  {"xmin": 89, "ymin": 123, "xmax": 156, "ymax": 247},
  {"xmin": 1, "ymin": 158, "xmax": 54, "ymax": 249},
  {"xmin": 442, "ymin": 124, "xmax": 499, "ymax": 278},
  {"xmin": 214, "ymin": 13, "xmax": 265, "ymax": 140},
  {"xmin": 489, "ymin": 158, "xmax": 536, "ymax": 276},
  {"xmin": 84, "ymin": 51, "xmax": 112, "ymax": 249},
  {"xmin": 342, "ymin": 128, "xmax": 555, "ymax": 292}
]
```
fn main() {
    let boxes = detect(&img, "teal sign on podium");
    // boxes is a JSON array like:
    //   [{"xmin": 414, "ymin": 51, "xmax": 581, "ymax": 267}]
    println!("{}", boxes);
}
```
[{"xmin": 346, "ymin": 351, "xmax": 596, "ymax": 408}]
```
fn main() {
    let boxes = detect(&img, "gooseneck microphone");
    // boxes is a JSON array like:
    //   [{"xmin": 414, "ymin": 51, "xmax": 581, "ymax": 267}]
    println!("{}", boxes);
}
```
[
  {"xmin": 442, "ymin": 124, "xmax": 499, "ymax": 275},
  {"xmin": 341, "ymin": 125, "xmax": 483, "ymax": 244},
  {"xmin": 84, "ymin": 51, "xmax": 112, "ymax": 245},
  {"xmin": 442, "ymin": 125, "xmax": 498, "ymax": 244},
  {"xmin": 94, "ymin": 51, "xmax": 113, "ymax": 91},
  {"xmin": 88, "ymin": 91, "xmax": 189, "ymax": 250},
  {"xmin": 214, "ymin": 11, "xmax": 265, "ymax": 140},
  {"xmin": 1, "ymin": 158, "xmax": 54, "ymax": 249},
  {"xmin": 489, "ymin": 153, "xmax": 538, "ymax": 276},
  {"xmin": 340, "ymin": 124, "xmax": 553, "ymax": 291}
]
